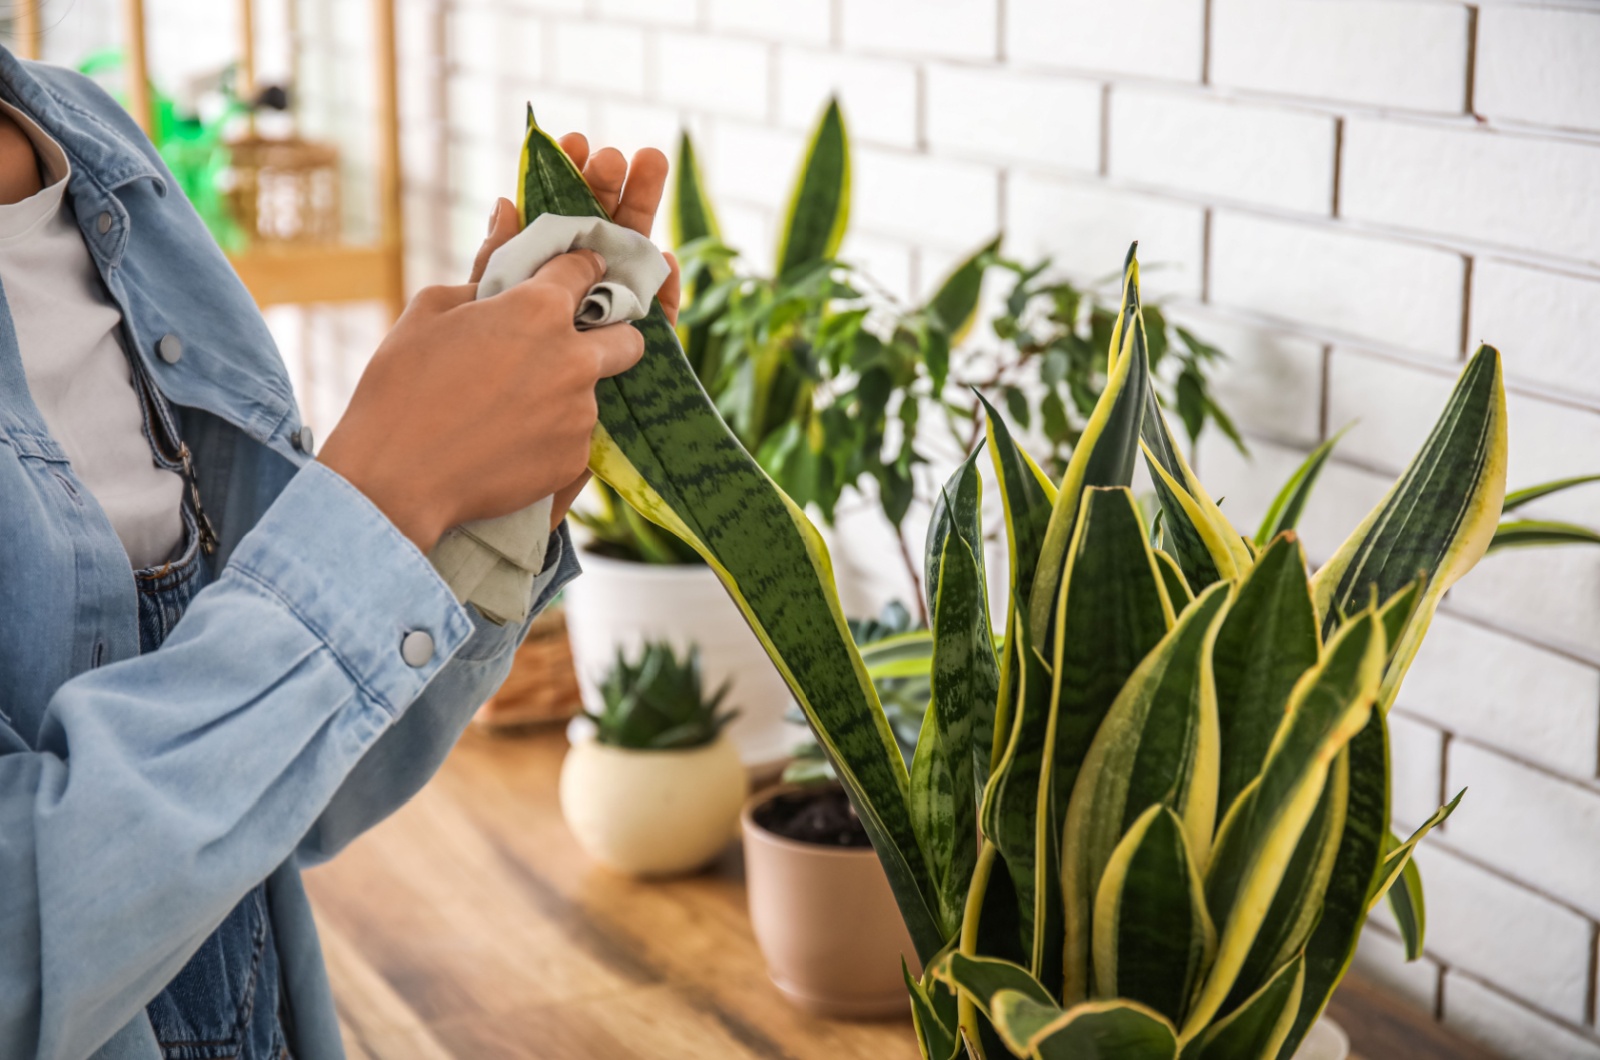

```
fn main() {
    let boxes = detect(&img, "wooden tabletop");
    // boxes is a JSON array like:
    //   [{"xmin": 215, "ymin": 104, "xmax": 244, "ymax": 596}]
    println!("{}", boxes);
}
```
[{"xmin": 303, "ymin": 726, "xmax": 1500, "ymax": 1060}]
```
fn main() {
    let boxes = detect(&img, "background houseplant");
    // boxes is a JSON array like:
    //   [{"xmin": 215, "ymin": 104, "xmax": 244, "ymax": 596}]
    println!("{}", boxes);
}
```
[{"xmin": 559, "ymin": 641, "xmax": 745, "ymax": 877}]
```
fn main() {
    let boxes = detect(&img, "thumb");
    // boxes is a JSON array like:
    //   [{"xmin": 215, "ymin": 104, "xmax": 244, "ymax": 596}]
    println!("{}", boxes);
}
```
[{"xmin": 469, "ymin": 197, "xmax": 520, "ymax": 284}]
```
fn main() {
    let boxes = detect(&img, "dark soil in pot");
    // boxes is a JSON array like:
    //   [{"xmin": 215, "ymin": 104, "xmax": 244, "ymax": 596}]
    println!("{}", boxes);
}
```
[{"xmin": 751, "ymin": 785, "xmax": 872, "ymax": 848}]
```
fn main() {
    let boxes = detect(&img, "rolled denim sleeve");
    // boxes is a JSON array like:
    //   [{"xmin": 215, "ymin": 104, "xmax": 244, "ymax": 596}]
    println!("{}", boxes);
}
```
[{"xmin": 0, "ymin": 462, "xmax": 563, "ymax": 1060}]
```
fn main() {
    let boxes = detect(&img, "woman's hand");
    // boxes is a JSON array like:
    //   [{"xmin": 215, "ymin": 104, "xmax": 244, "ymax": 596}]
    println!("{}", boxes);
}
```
[
  {"xmin": 468, "ymin": 135, "xmax": 681, "ymax": 528},
  {"xmin": 320, "ymin": 136, "xmax": 678, "ymax": 551}
]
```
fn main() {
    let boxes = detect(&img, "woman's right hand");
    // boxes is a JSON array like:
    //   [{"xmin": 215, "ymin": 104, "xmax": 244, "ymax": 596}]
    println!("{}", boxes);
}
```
[{"xmin": 318, "ymin": 247, "xmax": 644, "ymax": 554}]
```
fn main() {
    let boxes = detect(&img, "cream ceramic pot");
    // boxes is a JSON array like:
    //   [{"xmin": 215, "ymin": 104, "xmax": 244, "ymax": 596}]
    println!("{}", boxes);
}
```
[
  {"xmin": 741, "ymin": 785, "xmax": 919, "ymax": 1019},
  {"xmin": 559, "ymin": 733, "xmax": 746, "ymax": 877},
  {"xmin": 564, "ymin": 550, "xmax": 807, "ymax": 774}
]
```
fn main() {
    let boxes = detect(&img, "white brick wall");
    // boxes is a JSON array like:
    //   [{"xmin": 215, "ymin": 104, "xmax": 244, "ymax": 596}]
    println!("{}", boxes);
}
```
[{"xmin": 28, "ymin": 0, "xmax": 1594, "ymax": 1053}]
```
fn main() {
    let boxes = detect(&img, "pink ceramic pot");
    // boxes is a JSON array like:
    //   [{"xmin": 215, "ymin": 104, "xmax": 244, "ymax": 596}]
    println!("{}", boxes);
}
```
[{"xmin": 741, "ymin": 785, "xmax": 920, "ymax": 1019}]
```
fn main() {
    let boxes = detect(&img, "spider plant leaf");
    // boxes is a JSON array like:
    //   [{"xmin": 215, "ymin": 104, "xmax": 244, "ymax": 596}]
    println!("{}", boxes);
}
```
[
  {"xmin": 860, "ymin": 630, "xmax": 936, "ymax": 680},
  {"xmin": 1180, "ymin": 955, "xmax": 1305, "ymax": 1060},
  {"xmin": 517, "ymin": 111, "xmax": 944, "ymax": 961},
  {"xmin": 1311, "ymin": 345, "xmax": 1508, "ymax": 714},
  {"xmin": 1092, "ymin": 804, "xmax": 1217, "ymax": 1024},
  {"xmin": 1501, "ymin": 472, "xmax": 1600, "ymax": 513},
  {"xmin": 1253, "ymin": 426, "xmax": 1350, "ymax": 549},
  {"xmin": 1062, "ymin": 582, "xmax": 1231, "ymax": 1004},
  {"xmin": 1489, "ymin": 519, "xmax": 1600, "ymax": 551},
  {"xmin": 775, "ymin": 97, "xmax": 850, "ymax": 279},
  {"xmin": 1212, "ymin": 534, "xmax": 1321, "ymax": 819},
  {"xmin": 1189, "ymin": 609, "xmax": 1384, "ymax": 1037},
  {"xmin": 927, "ymin": 233, "xmax": 1004, "ymax": 345}
]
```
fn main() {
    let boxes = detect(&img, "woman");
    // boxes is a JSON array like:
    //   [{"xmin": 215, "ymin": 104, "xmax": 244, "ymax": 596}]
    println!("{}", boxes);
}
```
[{"xmin": 0, "ymin": 45, "xmax": 680, "ymax": 1060}]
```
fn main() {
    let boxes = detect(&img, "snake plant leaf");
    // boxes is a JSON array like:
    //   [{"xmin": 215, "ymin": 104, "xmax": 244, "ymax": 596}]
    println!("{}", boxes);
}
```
[
  {"xmin": 1062, "ymin": 582, "xmax": 1231, "ymax": 1004},
  {"xmin": 1226, "ymin": 753, "xmax": 1346, "ymax": 1011},
  {"xmin": 1189, "ymin": 609, "xmax": 1384, "ymax": 1036},
  {"xmin": 1275, "ymin": 711, "xmax": 1389, "ymax": 1059},
  {"xmin": 1501, "ymin": 472, "xmax": 1600, "ymax": 513},
  {"xmin": 1155, "ymin": 549, "xmax": 1194, "ymax": 606},
  {"xmin": 1211, "ymin": 534, "xmax": 1321, "ymax": 819},
  {"xmin": 1311, "ymin": 345, "xmax": 1508, "ymax": 712},
  {"xmin": 670, "ymin": 130, "xmax": 726, "ymax": 382},
  {"xmin": 775, "ymin": 97, "xmax": 849, "ymax": 279},
  {"xmin": 1386, "ymin": 854, "xmax": 1427, "ymax": 961},
  {"xmin": 1029, "ymin": 486, "xmax": 1174, "ymax": 982},
  {"xmin": 1093, "ymin": 804, "xmax": 1217, "ymax": 1023},
  {"xmin": 1180, "ymin": 955, "xmax": 1305, "ymax": 1060},
  {"xmin": 1017, "ymin": 998, "xmax": 1181, "ymax": 1060},
  {"xmin": 927, "ymin": 234, "xmax": 1004, "ymax": 345},
  {"xmin": 906, "ymin": 958, "xmax": 962, "ymax": 1060},
  {"xmin": 916, "ymin": 527, "xmax": 997, "ymax": 934},
  {"xmin": 1029, "ymin": 253, "xmax": 1151, "ymax": 642},
  {"xmin": 517, "ymin": 111, "xmax": 944, "ymax": 961},
  {"xmin": 1489, "ymin": 519, "xmax": 1600, "ymax": 551},
  {"xmin": 1253, "ymin": 427, "xmax": 1350, "ymax": 549},
  {"xmin": 1368, "ymin": 789, "xmax": 1464, "ymax": 911},
  {"xmin": 926, "ymin": 445, "xmax": 989, "ymax": 629},
  {"xmin": 861, "ymin": 630, "xmax": 935, "ymax": 680},
  {"xmin": 933, "ymin": 952, "xmax": 1056, "ymax": 1020}
]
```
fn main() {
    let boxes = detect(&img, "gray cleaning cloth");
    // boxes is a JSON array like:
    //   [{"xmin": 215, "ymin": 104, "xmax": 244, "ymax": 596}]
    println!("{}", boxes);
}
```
[{"xmin": 428, "ymin": 213, "xmax": 671, "ymax": 625}]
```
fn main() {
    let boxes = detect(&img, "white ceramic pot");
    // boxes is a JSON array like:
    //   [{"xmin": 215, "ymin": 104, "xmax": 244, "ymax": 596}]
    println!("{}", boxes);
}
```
[
  {"xmin": 1292, "ymin": 1017, "xmax": 1350, "ymax": 1060},
  {"xmin": 559, "ymin": 732, "xmax": 747, "ymax": 877},
  {"xmin": 564, "ymin": 550, "xmax": 807, "ymax": 773}
]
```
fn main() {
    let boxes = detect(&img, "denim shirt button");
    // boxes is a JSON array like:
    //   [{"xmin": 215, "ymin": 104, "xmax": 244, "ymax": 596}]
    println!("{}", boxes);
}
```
[
  {"xmin": 158, "ymin": 333, "xmax": 183, "ymax": 364},
  {"xmin": 96, "ymin": 211, "xmax": 113, "ymax": 234},
  {"xmin": 400, "ymin": 630, "xmax": 435, "ymax": 668},
  {"xmin": 291, "ymin": 427, "xmax": 315, "ymax": 455}
]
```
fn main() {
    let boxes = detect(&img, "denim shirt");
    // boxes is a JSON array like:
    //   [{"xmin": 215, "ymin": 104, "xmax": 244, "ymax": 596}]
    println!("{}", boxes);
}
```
[{"xmin": 0, "ymin": 51, "xmax": 579, "ymax": 1060}]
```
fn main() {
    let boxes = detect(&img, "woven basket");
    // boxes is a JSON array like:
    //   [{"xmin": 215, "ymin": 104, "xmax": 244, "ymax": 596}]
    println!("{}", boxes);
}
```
[
  {"xmin": 473, "ymin": 606, "xmax": 584, "ymax": 731},
  {"xmin": 225, "ymin": 134, "xmax": 341, "ymax": 245}
]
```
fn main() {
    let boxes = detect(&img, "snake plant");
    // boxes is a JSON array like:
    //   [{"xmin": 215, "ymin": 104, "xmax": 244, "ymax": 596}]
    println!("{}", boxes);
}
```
[{"xmin": 516, "ymin": 109, "xmax": 1506, "ymax": 1058}]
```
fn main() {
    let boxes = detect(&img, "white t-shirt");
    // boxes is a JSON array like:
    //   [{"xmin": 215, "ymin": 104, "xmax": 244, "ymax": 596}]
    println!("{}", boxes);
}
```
[{"xmin": 0, "ymin": 98, "xmax": 185, "ymax": 569}]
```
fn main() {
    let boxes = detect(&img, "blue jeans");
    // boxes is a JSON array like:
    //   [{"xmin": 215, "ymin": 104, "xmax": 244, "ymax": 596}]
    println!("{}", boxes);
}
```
[{"xmin": 132, "ymin": 356, "xmax": 289, "ymax": 1059}]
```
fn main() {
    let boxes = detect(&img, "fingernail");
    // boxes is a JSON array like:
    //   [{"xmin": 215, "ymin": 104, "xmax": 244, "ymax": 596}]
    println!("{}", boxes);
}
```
[
  {"xmin": 486, "ymin": 199, "xmax": 507, "ymax": 235},
  {"xmin": 587, "ymin": 249, "xmax": 607, "ymax": 272}
]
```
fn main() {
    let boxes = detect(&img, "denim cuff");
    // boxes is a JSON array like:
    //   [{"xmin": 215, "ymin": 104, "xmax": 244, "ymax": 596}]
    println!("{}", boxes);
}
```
[{"xmin": 226, "ymin": 461, "xmax": 475, "ymax": 718}]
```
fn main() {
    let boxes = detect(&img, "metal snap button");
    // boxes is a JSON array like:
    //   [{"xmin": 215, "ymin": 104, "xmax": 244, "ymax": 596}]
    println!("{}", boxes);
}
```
[
  {"xmin": 158, "ymin": 333, "xmax": 183, "ymax": 364},
  {"xmin": 291, "ymin": 427, "xmax": 315, "ymax": 455},
  {"xmin": 96, "ymin": 212, "xmax": 113, "ymax": 234},
  {"xmin": 401, "ymin": 630, "xmax": 435, "ymax": 668}
]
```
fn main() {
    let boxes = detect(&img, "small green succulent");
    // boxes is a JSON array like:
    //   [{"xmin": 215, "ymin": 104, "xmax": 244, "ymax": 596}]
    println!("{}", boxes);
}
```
[{"xmin": 588, "ymin": 641, "xmax": 736, "ymax": 751}]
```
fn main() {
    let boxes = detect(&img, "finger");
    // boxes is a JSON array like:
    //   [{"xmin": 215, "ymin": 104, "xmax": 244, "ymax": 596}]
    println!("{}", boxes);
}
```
[
  {"xmin": 584, "ymin": 322, "xmax": 646, "ymax": 379},
  {"xmin": 507, "ymin": 248, "xmax": 606, "ymax": 317},
  {"xmin": 409, "ymin": 282, "xmax": 478, "ymax": 316},
  {"xmin": 612, "ymin": 147, "xmax": 669, "ymax": 237},
  {"xmin": 559, "ymin": 132, "xmax": 590, "ymax": 172},
  {"xmin": 551, "ymin": 471, "xmax": 593, "ymax": 530},
  {"xmin": 658, "ymin": 252, "xmax": 681, "ymax": 327},
  {"xmin": 582, "ymin": 147, "xmax": 627, "ymax": 218},
  {"xmin": 469, "ymin": 197, "xmax": 519, "ymax": 283}
]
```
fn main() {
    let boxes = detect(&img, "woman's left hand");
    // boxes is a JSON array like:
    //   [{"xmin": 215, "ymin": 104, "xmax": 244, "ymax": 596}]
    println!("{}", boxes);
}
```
[{"xmin": 467, "ymin": 135, "xmax": 680, "ymax": 528}]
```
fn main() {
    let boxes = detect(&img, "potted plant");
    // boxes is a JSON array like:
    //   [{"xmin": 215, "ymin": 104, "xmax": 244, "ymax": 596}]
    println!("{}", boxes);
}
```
[
  {"xmin": 740, "ymin": 604, "xmax": 929, "ymax": 1018},
  {"xmin": 520, "ymin": 117, "xmax": 1505, "ymax": 1056},
  {"xmin": 559, "ymin": 641, "xmax": 745, "ymax": 877}
]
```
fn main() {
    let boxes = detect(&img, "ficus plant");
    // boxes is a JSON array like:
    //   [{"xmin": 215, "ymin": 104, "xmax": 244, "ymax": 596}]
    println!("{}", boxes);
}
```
[{"xmin": 515, "ymin": 108, "xmax": 1506, "ymax": 1058}]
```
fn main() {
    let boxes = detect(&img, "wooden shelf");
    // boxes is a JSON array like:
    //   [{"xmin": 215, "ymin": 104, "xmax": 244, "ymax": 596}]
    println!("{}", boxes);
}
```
[{"xmin": 228, "ymin": 243, "xmax": 401, "ymax": 309}]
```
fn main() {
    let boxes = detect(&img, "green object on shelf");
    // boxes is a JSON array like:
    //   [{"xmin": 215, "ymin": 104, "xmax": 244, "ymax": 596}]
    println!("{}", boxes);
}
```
[{"xmin": 77, "ymin": 49, "xmax": 247, "ymax": 250}]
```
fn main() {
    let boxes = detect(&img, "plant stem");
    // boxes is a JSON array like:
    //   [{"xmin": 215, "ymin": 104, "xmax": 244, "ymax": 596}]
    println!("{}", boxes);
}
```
[{"xmin": 897, "ymin": 524, "xmax": 929, "ymax": 627}]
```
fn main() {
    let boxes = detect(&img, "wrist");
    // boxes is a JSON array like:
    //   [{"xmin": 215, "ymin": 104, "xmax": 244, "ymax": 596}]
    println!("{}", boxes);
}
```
[{"xmin": 317, "ymin": 438, "xmax": 450, "ymax": 554}]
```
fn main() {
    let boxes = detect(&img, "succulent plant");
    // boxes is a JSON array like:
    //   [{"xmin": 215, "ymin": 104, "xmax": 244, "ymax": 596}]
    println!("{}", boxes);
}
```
[{"xmin": 587, "ymin": 642, "xmax": 735, "ymax": 752}]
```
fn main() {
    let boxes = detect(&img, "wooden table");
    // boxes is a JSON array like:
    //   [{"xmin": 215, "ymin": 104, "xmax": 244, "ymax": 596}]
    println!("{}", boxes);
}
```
[{"xmin": 303, "ymin": 727, "xmax": 1500, "ymax": 1060}]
